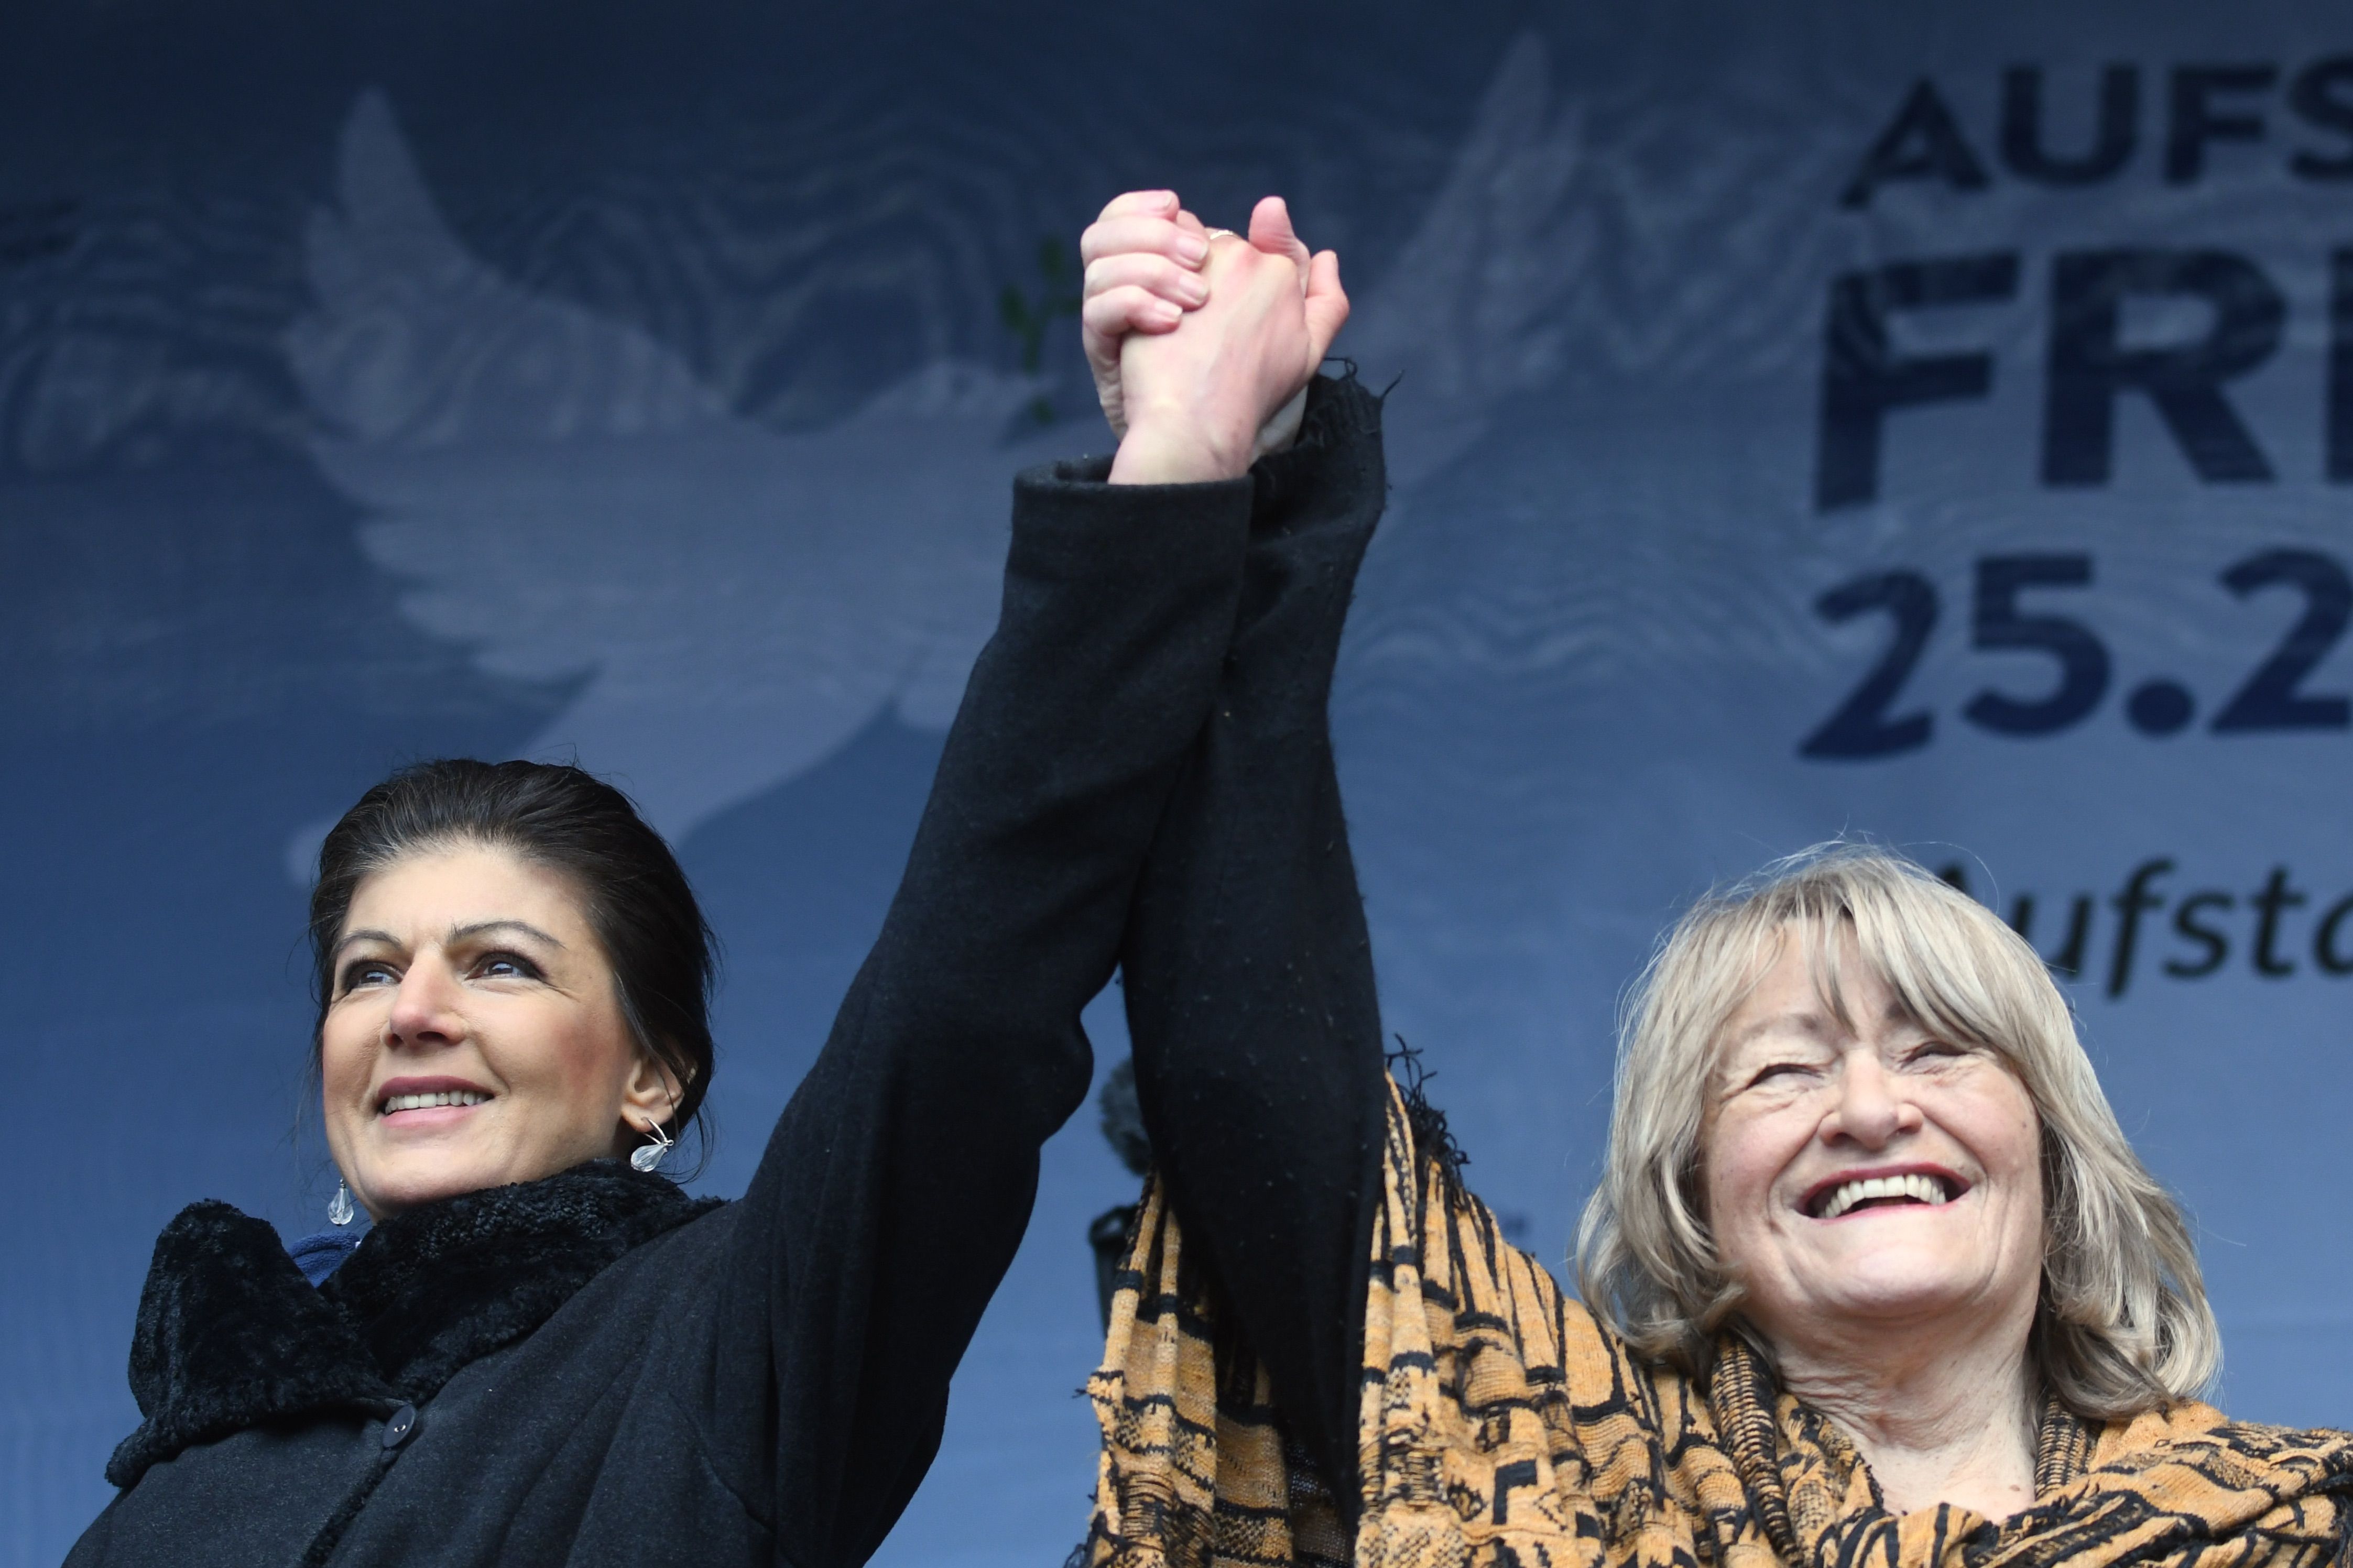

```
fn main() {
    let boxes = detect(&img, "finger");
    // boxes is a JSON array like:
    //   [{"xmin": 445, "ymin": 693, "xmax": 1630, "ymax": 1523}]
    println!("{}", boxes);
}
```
[
  {"xmin": 1084, "ymin": 251, "xmax": 1210, "ymax": 309},
  {"xmin": 1173, "ymin": 208, "xmax": 1210, "ymax": 238},
  {"xmin": 1197, "ymin": 223, "xmax": 1269, "ymax": 270},
  {"xmin": 1082, "ymin": 285, "xmax": 1184, "ymax": 345},
  {"xmin": 1082, "ymin": 213, "xmax": 1205, "ymax": 268},
  {"xmin": 1080, "ymin": 213, "xmax": 1211, "ymax": 269},
  {"xmin": 1201, "ymin": 228, "xmax": 1257, "ymax": 266},
  {"xmin": 1094, "ymin": 189, "xmax": 1180, "ymax": 224},
  {"xmin": 1247, "ymin": 195, "xmax": 1312, "ymax": 276},
  {"xmin": 1303, "ymin": 249, "xmax": 1350, "ymax": 361}
]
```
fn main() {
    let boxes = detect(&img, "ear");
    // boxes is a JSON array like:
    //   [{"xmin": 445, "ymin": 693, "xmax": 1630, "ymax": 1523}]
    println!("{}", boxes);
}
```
[{"xmin": 619, "ymin": 1048, "xmax": 688, "ymax": 1137}]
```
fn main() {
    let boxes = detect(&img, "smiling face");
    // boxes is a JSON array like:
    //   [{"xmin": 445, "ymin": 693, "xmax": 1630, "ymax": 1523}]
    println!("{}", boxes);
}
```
[
  {"xmin": 1703, "ymin": 927, "xmax": 2044, "ymax": 1357},
  {"xmin": 320, "ymin": 843, "xmax": 676, "ymax": 1220}
]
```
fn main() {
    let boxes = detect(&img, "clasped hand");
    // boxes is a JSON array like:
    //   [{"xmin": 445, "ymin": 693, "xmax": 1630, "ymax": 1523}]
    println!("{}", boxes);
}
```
[{"xmin": 1080, "ymin": 191, "xmax": 1349, "ymax": 485}]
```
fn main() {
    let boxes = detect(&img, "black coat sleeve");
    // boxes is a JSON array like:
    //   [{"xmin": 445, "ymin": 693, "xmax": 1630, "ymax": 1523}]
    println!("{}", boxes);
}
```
[
  {"xmin": 1117, "ymin": 375, "xmax": 1393, "ymax": 1521},
  {"xmin": 711, "ymin": 453, "xmax": 1259, "ymax": 1567}
]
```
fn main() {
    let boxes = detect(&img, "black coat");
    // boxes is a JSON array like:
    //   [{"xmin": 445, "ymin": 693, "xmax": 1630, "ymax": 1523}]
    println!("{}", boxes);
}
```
[{"xmin": 66, "ymin": 376, "xmax": 1386, "ymax": 1568}]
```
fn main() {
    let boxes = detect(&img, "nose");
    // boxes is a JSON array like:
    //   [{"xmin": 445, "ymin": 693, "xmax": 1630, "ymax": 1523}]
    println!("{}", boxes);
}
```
[
  {"xmin": 1818, "ymin": 1047, "xmax": 1922, "ymax": 1149},
  {"xmin": 385, "ymin": 957, "xmax": 467, "ymax": 1050}
]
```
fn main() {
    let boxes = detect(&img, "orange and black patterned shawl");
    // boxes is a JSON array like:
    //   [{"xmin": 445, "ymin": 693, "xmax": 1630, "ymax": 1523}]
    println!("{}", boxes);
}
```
[{"xmin": 1080, "ymin": 1079, "xmax": 2353, "ymax": 1568}]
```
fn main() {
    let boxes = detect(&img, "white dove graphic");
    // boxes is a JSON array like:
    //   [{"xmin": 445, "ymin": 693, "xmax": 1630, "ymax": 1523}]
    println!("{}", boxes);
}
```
[
  {"xmin": 288, "ymin": 91, "xmax": 1046, "ymax": 846},
  {"xmin": 287, "ymin": 35, "xmax": 1581, "ymax": 853}
]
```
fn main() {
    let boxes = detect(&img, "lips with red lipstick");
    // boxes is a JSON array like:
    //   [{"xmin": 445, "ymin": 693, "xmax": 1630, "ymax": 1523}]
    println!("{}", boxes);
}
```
[
  {"xmin": 1800, "ymin": 1164, "xmax": 1968, "ymax": 1221},
  {"xmin": 376, "ymin": 1076, "xmax": 495, "ymax": 1122}
]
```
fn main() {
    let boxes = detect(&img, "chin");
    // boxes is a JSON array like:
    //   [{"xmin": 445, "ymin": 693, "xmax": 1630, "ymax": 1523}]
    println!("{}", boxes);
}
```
[
  {"xmin": 1802, "ymin": 1253, "xmax": 1987, "ymax": 1318},
  {"xmin": 359, "ymin": 1149, "xmax": 511, "ymax": 1214}
]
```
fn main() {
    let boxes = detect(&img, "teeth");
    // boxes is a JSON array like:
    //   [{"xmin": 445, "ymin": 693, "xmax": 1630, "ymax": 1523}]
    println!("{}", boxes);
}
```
[
  {"xmin": 382, "ymin": 1091, "xmax": 488, "ymax": 1114},
  {"xmin": 1816, "ymin": 1172, "xmax": 1951, "ymax": 1220}
]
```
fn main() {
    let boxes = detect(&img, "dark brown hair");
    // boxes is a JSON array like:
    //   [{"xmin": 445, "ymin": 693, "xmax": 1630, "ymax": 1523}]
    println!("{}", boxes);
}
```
[{"xmin": 307, "ymin": 759, "xmax": 716, "ymax": 1166}]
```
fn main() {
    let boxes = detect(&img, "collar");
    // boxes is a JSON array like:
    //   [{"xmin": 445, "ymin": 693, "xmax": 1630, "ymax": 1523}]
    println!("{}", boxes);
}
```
[{"xmin": 108, "ymin": 1160, "xmax": 717, "ymax": 1489}]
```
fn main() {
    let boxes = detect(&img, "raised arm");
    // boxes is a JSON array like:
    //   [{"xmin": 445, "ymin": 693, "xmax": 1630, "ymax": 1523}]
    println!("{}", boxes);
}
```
[
  {"xmin": 706, "ymin": 201, "xmax": 1348, "ymax": 1567},
  {"xmin": 720, "ymin": 467, "xmax": 1248, "ymax": 1564},
  {"xmin": 1088, "ymin": 190, "xmax": 1389, "ymax": 1512},
  {"xmin": 1117, "ymin": 370, "xmax": 1391, "ymax": 1517}
]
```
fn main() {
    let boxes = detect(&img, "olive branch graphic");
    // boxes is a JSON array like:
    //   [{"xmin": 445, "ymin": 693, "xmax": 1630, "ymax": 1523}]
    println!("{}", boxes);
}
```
[{"xmin": 999, "ymin": 238, "xmax": 1081, "ymax": 424}]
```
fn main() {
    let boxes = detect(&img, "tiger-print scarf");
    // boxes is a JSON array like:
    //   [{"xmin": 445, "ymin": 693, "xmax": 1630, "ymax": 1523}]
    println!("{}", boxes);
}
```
[{"xmin": 1080, "ymin": 1079, "xmax": 2353, "ymax": 1568}]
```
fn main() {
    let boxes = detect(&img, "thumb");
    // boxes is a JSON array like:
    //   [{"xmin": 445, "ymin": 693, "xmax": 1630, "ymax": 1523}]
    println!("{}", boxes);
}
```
[
  {"xmin": 1303, "ymin": 249, "xmax": 1349, "ymax": 361},
  {"xmin": 1248, "ymin": 195, "xmax": 1311, "ymax": 277}
]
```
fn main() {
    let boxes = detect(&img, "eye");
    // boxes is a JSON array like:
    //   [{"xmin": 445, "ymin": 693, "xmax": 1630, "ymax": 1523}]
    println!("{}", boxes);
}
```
[
  {"xmin": 338, "ymin": 960, "xmax": 398, "ymax": 994},
  {"xmin": 473, "ymin": 950, "xmax": 542, "ymax": 981},
  {"xmin": 1904, "ymin": 1039, "xmax": 1968, "ymax": 1066},
  {"xmin": 1747, "ymin": 1060, "xmax": 1814, "ymax": 1087}
]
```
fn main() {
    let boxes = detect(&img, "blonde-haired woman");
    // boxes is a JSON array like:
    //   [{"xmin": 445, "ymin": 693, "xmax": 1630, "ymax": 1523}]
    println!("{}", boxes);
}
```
[
  {"xmin": 1581, "ymin": 850, "xmax": 2217, "ymax": 1462},
  {"xmin": 1076, "ymin": 187, "xmax": 2353, "ymax": 1568}
]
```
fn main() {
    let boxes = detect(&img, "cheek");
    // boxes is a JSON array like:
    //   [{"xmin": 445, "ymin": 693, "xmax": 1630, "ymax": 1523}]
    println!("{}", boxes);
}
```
[
  {"xmin": 484, "ymin": 994, "xmax": 637, "ymax": 1101},
  {"xmin": 318, "ymin": 1008, "xmax": 376, "ymax": 1103},
  {"xmin": 1993, "ymin": 1107, "xmax": 2045, "ymax": 1231},
  {"xmin": 1933, "ymin": 1076, "xmax": 2045, "ymax": 1242},
  {"xmin": 1958, "ymin": 1078, "xmax": 2043, "ymax": 1188},
  {"xmin": 1702, "ymin": 1115, "xmax": 1782, "ymax": 1233}
]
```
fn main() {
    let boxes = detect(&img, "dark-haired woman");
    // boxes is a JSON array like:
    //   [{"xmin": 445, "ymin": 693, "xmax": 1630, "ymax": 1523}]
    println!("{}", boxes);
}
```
[{"xmin": 68, "ymin": 197, "xmax": 1350, "ymax": 1568}]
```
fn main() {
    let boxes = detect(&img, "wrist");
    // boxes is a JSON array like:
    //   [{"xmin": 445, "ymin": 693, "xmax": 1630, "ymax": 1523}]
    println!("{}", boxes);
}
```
[
  {"xmin": 1109, "ymin": 419, "xmax": 1252, "ymax": 485},
  {"xmin": 1252, "ymin": 384, "xmax": 1310, "ymax": 460}
]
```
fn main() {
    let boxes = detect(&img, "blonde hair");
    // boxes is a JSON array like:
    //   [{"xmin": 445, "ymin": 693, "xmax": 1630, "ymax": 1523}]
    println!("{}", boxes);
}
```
[{"xmin": 1573, "ymin": 843, "xmax": 2218, "ymax": 1418}]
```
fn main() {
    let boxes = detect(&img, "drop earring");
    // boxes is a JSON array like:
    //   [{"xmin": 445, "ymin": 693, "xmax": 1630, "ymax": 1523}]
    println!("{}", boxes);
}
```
[
  {"xmin": 630, "ymin": 1087, "xmax": 681, "ymax": 1174},
  {"xmin": 629, "ymin": 1122, "xmax": 674, "ymax": 1173},
  {"xmin": 328, "ymin": 1180, "xmax": 356, "ymax": 1227}
]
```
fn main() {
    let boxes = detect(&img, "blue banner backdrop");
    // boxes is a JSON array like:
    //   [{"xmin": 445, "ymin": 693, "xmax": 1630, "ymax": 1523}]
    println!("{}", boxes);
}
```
[{"xmin": 6, "ymin": 3, "xmax": 2350, "ymax": 1563}]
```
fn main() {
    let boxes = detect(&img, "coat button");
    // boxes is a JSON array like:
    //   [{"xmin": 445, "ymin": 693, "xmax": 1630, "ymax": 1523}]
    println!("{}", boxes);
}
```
[{"xmin": 383, "ymin": 1403, "xmax": 419, "ymax": 1450}]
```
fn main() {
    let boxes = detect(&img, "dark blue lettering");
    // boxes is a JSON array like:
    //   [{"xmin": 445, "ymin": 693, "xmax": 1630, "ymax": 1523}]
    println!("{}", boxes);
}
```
[
  {"xmin": 2250, "ymin": 867, "xmax": 2307, "ymax": 978},
  {"xmin": 2108, "ymin": 859, "xmax": 2173, "ymax": 998},
  {"xmin": 1841, "ymin": 80, "xmax": 1991, "ymax": 207},
  {"xmin": 2330, "ymin": 250, "xmax": 2353, "ymax": 481},
  {"xmin": 2316, "ymin": 893, "xmax": 2353, "ymax": 974},
  {"xmin": 2002, "ymin": 65, "xmax": 2137, "ymax": 184},
  {"xmin": 2011, "ymin": 893, "xmax": 2093, "ymax": 978},
  {"xmin": 1817, "ymin": 254, "xmax": 2018, "ymax": 509},
  {"xmin": 1962, "ymin": 554, "xmax": 2110, "ymax": 736},
  {"xmin": 2042, "ymin": 249, "xmax": 2282, "ymax": 487},
  {"xmin": 2211, "ymin": 551, "xmax": 2352, "ymax": 731},
  {"xmin": 2163, "ymin": 892, "xmax": 2233, "ymax": 978},
  {"xmin": 2166, "ymin": 64, "xmax": 2278, "ymax": 182},
  {"xmin": 2289, "ymin": 57, "xmax": 2353, "ymax": 179}
]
